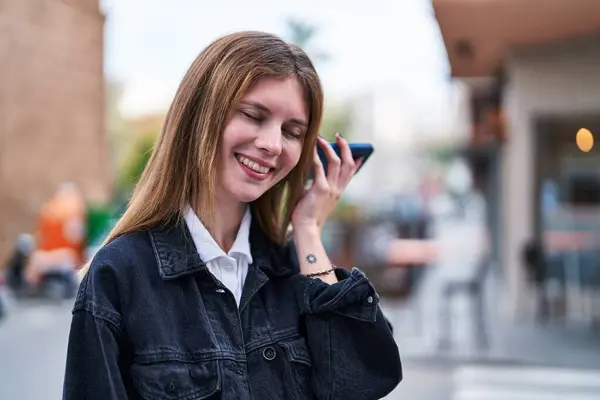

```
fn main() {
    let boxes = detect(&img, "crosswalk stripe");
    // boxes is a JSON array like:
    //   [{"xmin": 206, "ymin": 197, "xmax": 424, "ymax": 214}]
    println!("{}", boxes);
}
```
[
  {"xmin": 452, "ymin": 366, "xmax": 600, "ymax": 400},
  {"xmin": 453, "ymin": 388, "xmax": 600, "ymax": 400}
]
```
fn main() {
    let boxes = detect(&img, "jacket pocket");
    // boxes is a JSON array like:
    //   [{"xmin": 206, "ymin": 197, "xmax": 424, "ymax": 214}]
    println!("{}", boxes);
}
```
[
  {"xmin": 279, "ymin": 337, "xmax": 312, "ymax": 368},
  {"xmin": 131, "ymin": 356, "xmax": 221, "ymax": 400},
  {"xmin": 279, "ymin": 337, "xmax": 313, "ymax": 397}
]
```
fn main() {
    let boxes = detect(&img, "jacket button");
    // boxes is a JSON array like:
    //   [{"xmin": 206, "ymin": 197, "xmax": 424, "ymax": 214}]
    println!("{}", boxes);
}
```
[
  {"xmin": 168, "ymin": 382, "xmax": 176, "ymax": 393},
  {"xmin": 262, "ymin": 346, "xmax": 276, "ymax": 361},
  {"xmin": 367, "ymin": 296, "xmax": 374, "ymax": 304}
]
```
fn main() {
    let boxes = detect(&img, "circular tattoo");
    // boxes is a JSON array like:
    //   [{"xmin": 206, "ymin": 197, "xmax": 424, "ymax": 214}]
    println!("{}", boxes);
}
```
[{"xmin": 305, "ymin": 254, "xmax": 317, "ymax": 264}]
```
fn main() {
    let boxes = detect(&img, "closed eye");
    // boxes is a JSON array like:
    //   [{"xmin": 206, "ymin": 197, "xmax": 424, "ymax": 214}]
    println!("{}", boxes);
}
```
[
  {"xmin": 283, "ymin": 129, "xmax": 303, "ymax": 140},
  {"xmin": 240, "ymin": 111, "xmax": 263, "ymax": 123},
  {"xmin": 241, "ymin": 111, "xmax": 262, "ymax": 122},
  {"xmin": 283, "ymin": 122, "xmax": 306, "ymax": 140}
]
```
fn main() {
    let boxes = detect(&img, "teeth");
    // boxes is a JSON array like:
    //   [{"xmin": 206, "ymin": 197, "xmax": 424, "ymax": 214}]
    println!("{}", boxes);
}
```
[{"xmin": 236, "ymin": 155, "xmax": 270, "ymax": 174}]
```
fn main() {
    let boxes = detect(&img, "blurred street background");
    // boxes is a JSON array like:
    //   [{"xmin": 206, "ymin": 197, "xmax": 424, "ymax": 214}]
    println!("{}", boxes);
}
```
[{"xmin": 2, "ymin": 0, "xmax": 600, "ymax": 399}]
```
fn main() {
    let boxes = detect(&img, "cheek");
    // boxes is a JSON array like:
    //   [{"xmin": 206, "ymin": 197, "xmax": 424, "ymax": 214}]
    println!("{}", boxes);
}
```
[
  {"xmin": 221, "ymin": 118, "xmax": 250, "ymax": 151},
  {"xmin": 283, "ymin": 141, "xmax": 304, "ymax": 172}
]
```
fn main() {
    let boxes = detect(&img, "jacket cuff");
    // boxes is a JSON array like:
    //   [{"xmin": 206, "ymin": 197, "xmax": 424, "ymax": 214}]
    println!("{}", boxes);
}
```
[{"xmin": 291, "ymin": 267, "xmax": 379, "ymax": 322}]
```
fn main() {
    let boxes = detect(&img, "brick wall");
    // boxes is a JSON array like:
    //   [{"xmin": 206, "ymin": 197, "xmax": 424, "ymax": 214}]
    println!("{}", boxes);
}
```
[{"xmin": 0, "ymin": 0, "xmax": 111, "ymax": 265}]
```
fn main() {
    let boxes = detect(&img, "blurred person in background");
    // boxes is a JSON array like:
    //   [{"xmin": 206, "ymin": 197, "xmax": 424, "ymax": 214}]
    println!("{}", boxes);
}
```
[
  {"xmin": 5, "ymin": 234, "xmax": 36, "ymax": 293},
  {"xmin": 63, "ymin": 31, "xmax": 401, "ymax": 400},
  {"xmin": 354, "ymin": 188, "xmax": 431, "ymax": 298},
  {"xmin": 428, "ymin": 158, "xmax": 489, "ymax": 280},
  {"xmin": 26, "ymin": 182, "xmax": 85, "ymax": 284},
  {"xmin": 383, "ymin": 159, "xmax": 489, "ymax": 270},
  {"xmin": 428, "ymin": 158, "xmax": 490, "ymax": 350},
  {"xmin": 36, "ymin": 182, "xmax": 86, "ymax": 263},
  {"xmin": 4, "ymin": 183, "xmax": 84, "ymax": 300},
  {"xmin": 381, "ymin": 158, "xmax": 491, "ymax": 349}
]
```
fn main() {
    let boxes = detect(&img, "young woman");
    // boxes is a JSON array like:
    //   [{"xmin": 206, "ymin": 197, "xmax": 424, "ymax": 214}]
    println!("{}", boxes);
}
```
[{"xmin": 63, "ymin": 31, "xmax": 401, "ymax": 400}]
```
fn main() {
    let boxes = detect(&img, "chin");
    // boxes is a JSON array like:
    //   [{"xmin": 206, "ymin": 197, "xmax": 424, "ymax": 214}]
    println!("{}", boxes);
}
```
[{"xmin": 229, "ymin": 186, "xmax": 269, "ymax": 203}]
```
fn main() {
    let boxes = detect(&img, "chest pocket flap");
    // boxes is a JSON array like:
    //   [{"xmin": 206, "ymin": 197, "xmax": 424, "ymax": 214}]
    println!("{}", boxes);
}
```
[{"xmin": 132, "ymin": 356, "xmax": 221, "ymax": 400}]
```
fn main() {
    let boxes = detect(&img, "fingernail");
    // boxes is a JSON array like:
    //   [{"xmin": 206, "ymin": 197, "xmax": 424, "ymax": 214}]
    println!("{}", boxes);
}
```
[{"xmin": 338, "ymin": 132, "xmax": 344, "ymax": 138}]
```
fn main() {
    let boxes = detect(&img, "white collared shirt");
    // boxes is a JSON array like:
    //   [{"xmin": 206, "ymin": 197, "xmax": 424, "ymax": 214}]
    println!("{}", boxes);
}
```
[{"xmin": 183, "ymin": 206, "xmax": 252, "ymax": 306}]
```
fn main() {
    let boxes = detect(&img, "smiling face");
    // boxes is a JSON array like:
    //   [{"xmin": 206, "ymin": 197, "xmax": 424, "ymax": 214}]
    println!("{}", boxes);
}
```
[{"xmin": 215, "ymin": 76, "xmax": 309, "ymax": 205}]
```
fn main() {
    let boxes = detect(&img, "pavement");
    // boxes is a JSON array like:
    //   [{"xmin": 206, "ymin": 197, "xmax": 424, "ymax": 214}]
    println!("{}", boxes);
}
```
[
  {"xmin": 0, "ymin": 299, "xmax": 71, "ymax": 400},
  {"xmin": 1, "ymin": 290, "xmax": 600, "ymax": 400},
  {"xmin": 450, "ymin": 364, "xmax": 600, "ymax": 400},
  {"xmin": 0, "ymin": 299, "xmax": 454, "ymax": 400},
  {"xmin": 380, "ymin": 262, "xmax": 600, "ymax": 400},
  {"xmin": 382, "ymin": 298, "xmax": 600, "ymax": 400}
]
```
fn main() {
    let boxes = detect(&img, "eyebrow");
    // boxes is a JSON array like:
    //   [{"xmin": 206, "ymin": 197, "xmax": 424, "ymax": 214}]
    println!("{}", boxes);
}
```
[{"xmin": 240, "ymin": 100, "xmax": 308, "ymax": 127}]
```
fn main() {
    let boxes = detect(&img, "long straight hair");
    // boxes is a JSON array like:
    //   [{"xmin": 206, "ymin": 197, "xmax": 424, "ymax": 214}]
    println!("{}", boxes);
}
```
[{"xmin": 80, "ymin": 31, "xmax": 323, "ymax": 275}]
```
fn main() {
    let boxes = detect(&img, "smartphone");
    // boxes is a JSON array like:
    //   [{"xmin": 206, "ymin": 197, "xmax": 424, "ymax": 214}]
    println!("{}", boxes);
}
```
[{"xmin": 316, "ymin": 142, "xmax": 374, "ymax": 177}]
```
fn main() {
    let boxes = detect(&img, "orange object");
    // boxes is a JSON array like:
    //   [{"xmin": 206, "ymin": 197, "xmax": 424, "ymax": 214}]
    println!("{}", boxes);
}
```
[
  {"xmin": 576, "ymin": 128, "xmax": 594, "ymax": 152},
  {"xmin": 37, "ymin": 183, "xmax": 86, "ymax": 265}
]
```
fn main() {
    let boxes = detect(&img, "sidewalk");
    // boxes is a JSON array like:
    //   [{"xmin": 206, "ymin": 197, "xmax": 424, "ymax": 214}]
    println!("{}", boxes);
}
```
[
  {"xmin": 380, "ymin": 290, "xmax": 600, "ymax": 370},
  {"xmin": 376, "ymin": 246, "xmax": 600, "ymax": 399},
  {"xmin": 380, "ymin": 293, "xmax": 600, "ymax": 399}
]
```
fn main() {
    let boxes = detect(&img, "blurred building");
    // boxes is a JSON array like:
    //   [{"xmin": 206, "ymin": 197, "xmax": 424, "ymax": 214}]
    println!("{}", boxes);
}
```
[
  {"xmin": 0, "ymin": 0, "xmax": 110, "ymax": 265},
  {"xmin": 434, "ymin": 0, "xmax": 600, "ymax": 321}
]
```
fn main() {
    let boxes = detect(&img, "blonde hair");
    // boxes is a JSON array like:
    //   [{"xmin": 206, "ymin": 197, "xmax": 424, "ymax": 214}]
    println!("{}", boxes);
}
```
[{"xmin": 80, "ymin": 31, "xmax": 323, "ymax": 275}]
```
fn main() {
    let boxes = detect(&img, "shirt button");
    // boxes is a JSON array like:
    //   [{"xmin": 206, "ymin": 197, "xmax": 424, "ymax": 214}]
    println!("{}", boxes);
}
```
[
  {"xmin": 224, "ymin": 264, "xmax": 234, "ymax": 272},
  {"xmin": 262, "ymin": 346, "xmax": 276, "ymax": 361},
  {"xmin": 367, "ymin": 296, "xmax": 374, "ymax": 304}
]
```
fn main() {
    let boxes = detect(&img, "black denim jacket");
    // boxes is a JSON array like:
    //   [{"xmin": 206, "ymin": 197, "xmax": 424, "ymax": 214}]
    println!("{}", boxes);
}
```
[{"xmin": 62, "ymin": 216, "xmax": 402, "ymax": 399}]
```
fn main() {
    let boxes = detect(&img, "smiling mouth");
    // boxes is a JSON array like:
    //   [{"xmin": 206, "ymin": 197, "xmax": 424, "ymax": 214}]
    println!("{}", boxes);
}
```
[{"xmin": 235, "ymin": 154, "xmax": 273, "ymax": 175}]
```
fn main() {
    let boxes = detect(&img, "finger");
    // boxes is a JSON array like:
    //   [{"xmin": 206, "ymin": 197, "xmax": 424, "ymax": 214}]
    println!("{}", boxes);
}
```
[
  {"xmin": 311, "ymin": 147, "xmax": 330, "ymax": 194},
  {"xmin": 355, "ymin": 157, "xmax": 364, "ymax": 170},
  {"xmin": 336, "ymin": 133, "xmax": 357, "ymax": 185},
  {"xmin": 337, "ymin": 133, "xmax": 354, "ymax": 167},
  {"xmin": 317, "ymin": 136, "xmax": 341, "ymax": 183}
]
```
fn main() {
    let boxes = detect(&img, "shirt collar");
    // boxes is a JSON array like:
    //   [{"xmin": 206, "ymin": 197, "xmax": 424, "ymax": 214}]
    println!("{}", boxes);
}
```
[{"xmin": 183, "ymin": 205, "xmax": 253, "ymax": 264}]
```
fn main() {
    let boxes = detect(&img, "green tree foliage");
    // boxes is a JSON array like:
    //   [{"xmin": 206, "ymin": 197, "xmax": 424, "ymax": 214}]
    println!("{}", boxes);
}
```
[
  {"xmin": 285, "ymin": 18, "xmax": 330, "ymax": 64},
  {"xmin": 115, "ymin": 115, "xmax": 162, "ymax": 197},
  {"xmin": 119, "ymin": 133, "xmax": 156, "ymax": 193}
]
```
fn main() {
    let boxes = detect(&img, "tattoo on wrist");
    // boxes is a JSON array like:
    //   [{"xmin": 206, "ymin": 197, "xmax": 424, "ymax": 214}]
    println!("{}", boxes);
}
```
[{"xmin": 305, "ymin": 254, "xmax": 317, "ymax": 264}]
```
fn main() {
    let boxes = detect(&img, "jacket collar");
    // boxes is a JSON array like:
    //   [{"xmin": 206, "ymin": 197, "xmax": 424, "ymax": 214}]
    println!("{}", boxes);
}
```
[{"xmin": 148, "ymin": 211, "xmax": 295, "ymax": 281}]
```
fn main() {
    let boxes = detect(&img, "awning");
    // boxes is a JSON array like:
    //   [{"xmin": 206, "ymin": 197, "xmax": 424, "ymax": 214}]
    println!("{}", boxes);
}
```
[{"xmin": 433, "ymin": 0, "xmax": 600, "ymax": 77}]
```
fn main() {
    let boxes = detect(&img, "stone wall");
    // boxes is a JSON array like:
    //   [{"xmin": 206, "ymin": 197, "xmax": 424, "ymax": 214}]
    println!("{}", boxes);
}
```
[{"xmin": 0, "ymin": 0, "xmax": 111, "ymax": 265}]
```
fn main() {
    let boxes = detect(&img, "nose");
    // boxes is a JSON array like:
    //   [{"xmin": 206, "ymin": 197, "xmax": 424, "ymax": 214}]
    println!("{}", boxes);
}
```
[{"xmin": 255, "ymin": 125, "xmax": 282, "ymax": 156}]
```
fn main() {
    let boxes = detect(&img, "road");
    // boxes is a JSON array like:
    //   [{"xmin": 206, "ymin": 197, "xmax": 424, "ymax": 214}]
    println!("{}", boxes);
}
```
[
  {"xmin": 0, "ymin": 300, "xmax": 453, "ymax": 400},
  {"xmin": 2, "ymin": 301, "xmax": 598, "ymax": 400},
  {"xmin": 0, "ymin": 300, "xmax": 72, "ymax": 400}
]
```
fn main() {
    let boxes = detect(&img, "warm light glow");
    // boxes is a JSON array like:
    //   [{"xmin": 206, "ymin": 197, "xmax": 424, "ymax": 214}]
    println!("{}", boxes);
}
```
[{"xmin": 576, "ymin": 128, "xmax": 594, "ymax": 152}]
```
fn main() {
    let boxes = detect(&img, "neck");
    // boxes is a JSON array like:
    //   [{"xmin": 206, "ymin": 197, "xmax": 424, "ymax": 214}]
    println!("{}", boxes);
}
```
[{"xmin": 196, "ymin": 195, "xmax": 247, "ymax": 253}]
